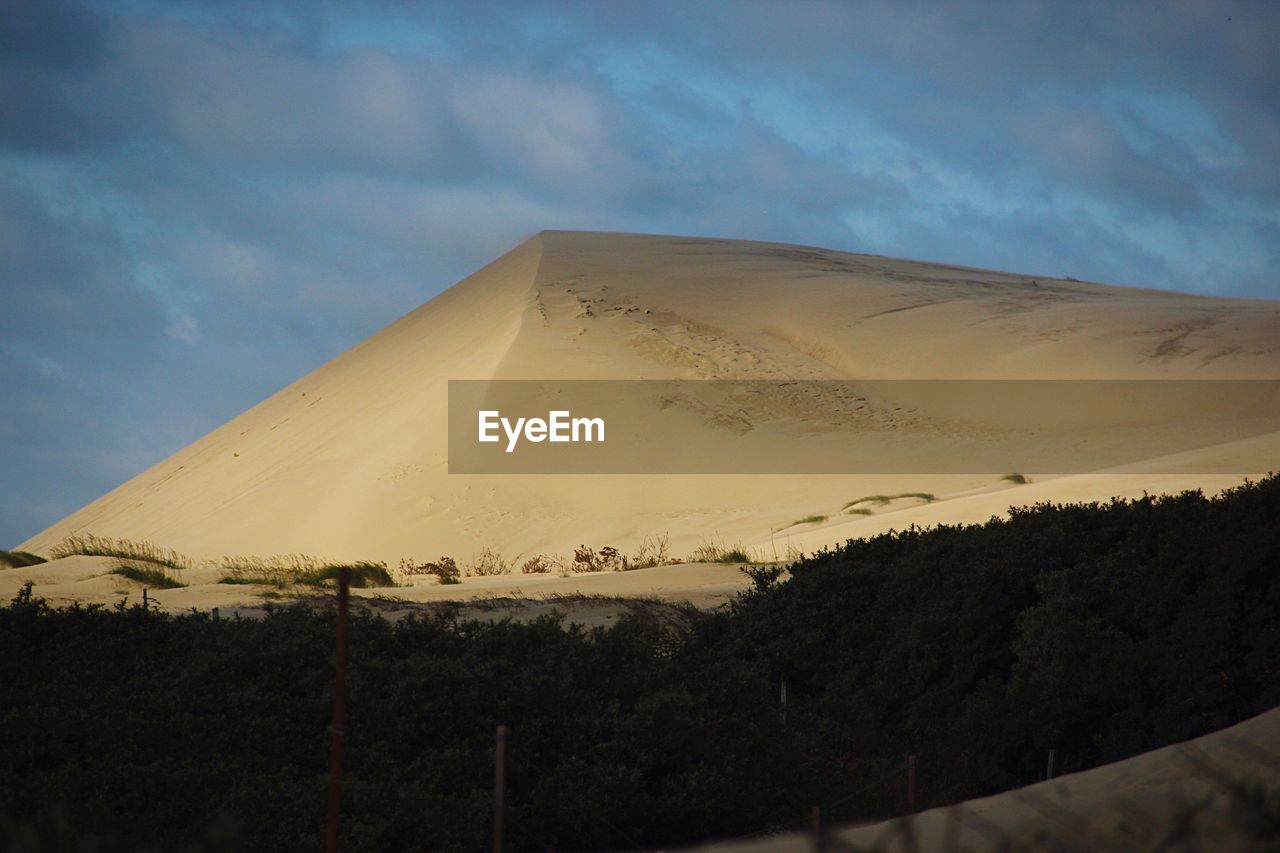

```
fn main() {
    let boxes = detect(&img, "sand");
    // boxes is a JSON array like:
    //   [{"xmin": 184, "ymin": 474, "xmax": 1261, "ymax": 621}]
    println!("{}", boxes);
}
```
[
  {"xmin": 697, "ymin": 702, "xmax": 1280, "ymax": 851},
  {"xmin": 16, "ymin": 231, "xmax": 1280, "ymax": 581}
]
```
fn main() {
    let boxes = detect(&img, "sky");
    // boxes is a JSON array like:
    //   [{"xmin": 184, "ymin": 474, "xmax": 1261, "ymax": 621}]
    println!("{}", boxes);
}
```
[{"xmin": 2, "ymin": 0, "xmax": 1279, "ymax": 545}]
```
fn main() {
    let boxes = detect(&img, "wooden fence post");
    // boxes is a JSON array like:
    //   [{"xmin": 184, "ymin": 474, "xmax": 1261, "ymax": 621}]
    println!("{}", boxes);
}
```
[
  {"xmin": 325, "ymin": 567, "xmax": 351, "ymax": 852},
  {"xmin": 493, "ymin": 724, "xmax": 507, "ymax": 853}
]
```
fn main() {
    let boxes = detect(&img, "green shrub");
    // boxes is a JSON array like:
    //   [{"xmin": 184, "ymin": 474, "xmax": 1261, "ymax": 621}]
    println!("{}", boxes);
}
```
[
  {"xmin": 2, "ymin": 475, "xmax": 1278, "ymax": 850},
  {"xmin": 1003, "ymin": 472, "xmax": 1028, "ymax": 484}
]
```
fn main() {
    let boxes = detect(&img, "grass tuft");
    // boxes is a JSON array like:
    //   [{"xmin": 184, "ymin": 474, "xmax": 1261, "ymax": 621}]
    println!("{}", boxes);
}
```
[
  {"xmin": 789, "ymin": 515, "xmax": 828, "ymax": 527},
  {"xmin": 1003, "ymin": 472, "xmax": 1029, "ymax": 484},
  {"xmin": 50, "ymin": 534, "xmax": 191, "ymax": 572},
  {"xmin": 842, "ymin": 492, "xmax": 936, "ymax": 510},
  {"xmin": 308, "ymin": 562, "xmax": 396, "ymax": 589},
  {"xmin": 219, "ymin": 554, "xmax": 397, "ymax": 588},
  {"xmin": 688, "ymin": 537, "xmax": 754, "ymax": 564},
  {"xmin": 0, "ymin": 550, "xmax": 47, "ymax": 569},
  {"xmin": 111, "ymin": 564, "xmax": 186, "ymax": 589}
]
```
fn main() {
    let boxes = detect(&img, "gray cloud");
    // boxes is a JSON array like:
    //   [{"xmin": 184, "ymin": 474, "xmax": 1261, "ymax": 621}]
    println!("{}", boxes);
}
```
[{"xmin": 0, "ymin": 0, "xmax": 1276, "ymax": 545}]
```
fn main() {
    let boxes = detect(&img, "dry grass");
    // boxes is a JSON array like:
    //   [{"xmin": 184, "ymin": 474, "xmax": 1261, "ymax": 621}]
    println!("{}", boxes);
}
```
[
  {"xmin": 400, "ymin": 557, "xmax": 460, "ymax": 584},
  {"xmin": 219, "ymin": 554, "xmax": 395, "ymax": 588},
  {"xmin": 468, "ymin": 547, "xmax": 509, "ymax": 577},
  {"xmin": 49, "ymin": 534, "xmax": 191, "ymax": 572},
  {"xmin": 521, "ymin": 555, "xmax": 553, "ymax": 574},
  {"xmin": 111, "ymin": 564, "xmax": 187, "ymax": 589},
  {"xmin": 688, "ymin": 536, "xmax": 755, "ymax": 564},
  {"xmin": 220, "ymin": 553, "xmax": 324, "ymax": 586},
  {"xmin": 571, "ymin": 545, "xmax": 625, "ymax": 573},
  {"xmin": 628, "ymin": 533, "xmax": 675, "ymax": 569}
]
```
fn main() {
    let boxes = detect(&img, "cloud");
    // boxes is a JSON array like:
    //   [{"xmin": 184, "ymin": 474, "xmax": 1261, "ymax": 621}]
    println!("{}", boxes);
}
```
[
  {"xmin": 1, "ymin": 0, "xmax": 1277, "ymax": 545},
  {"xmin": 1018, "ymin": 105, "xmax": 1202, "ymax": 211}
]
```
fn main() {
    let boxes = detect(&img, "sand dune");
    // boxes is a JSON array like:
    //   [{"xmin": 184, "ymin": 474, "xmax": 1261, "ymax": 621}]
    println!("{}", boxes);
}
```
[
  {"xmin": 16, "ymin": 230, "xmax": 1280, "ymax": 586},
  {"xmin": 698, "ymin": 703, "xmax": 1280, "ymax": 851}
]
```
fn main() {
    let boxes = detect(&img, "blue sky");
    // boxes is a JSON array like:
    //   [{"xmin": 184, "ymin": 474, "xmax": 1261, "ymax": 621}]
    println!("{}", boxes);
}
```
[{"xmin": 2, "ymin": 0, "xmax": 1278, "ymax": 545}]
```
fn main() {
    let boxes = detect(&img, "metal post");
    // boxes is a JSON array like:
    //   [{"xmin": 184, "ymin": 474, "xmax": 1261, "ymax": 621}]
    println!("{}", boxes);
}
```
[
  {"xmin": 780, "ymin": 677, "xmax": 788, "ymax": 724},
  {"xmin": 493, "ymin": 724, "xmax": 507, "ymax": 853},
  {"xmin": 1046, "ymin": 748, "xmax": 1056, "ymax": 781},
  {"xmin": 142, "ymin": 587, "xmax": 148, "ymax": 608},
  {"xmin": 326, "ymin": 567, "xmax": 351, "ymax": 853}
]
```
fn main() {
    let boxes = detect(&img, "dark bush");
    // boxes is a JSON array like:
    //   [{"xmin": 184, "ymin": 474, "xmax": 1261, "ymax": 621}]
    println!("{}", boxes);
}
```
[{"xmin": 1, "ymin": 476, "xmax": 1277, "ymax": 850}]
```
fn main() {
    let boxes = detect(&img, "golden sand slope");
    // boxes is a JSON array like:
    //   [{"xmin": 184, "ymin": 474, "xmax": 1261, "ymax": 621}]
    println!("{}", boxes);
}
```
[{"xmin": 18, "ymin": 231, "xmax": 1280, "ymax": 569}]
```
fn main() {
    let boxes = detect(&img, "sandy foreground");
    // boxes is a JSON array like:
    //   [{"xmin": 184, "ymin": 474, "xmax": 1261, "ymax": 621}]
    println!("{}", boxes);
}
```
[
  {"xmin": 9, "ymin": 231, "xmax": 1280, "ymax": 849},
  {"xmin": 0, "ymin": 553, "xmax": 750, "ymax": 626}
]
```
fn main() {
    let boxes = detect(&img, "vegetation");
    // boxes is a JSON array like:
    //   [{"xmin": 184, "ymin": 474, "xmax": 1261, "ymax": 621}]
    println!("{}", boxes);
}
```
[
  {"xmin": 520, "ymin": 555, "xmax": 553, "ymax": 574},
  {"xmin": 0, "ymin": 550, "xmax": 46, "ymax": 569},
  {"xmin": 571, "ymin": 545, "xmax": 624, "ymax": 572},
  {"xmin": 49, "ymin": 534, "xmax": 191, "ymax": 572},
  {"xmin": 1, "ymin": 476, "xmax": 1278, "ymax": 851},
  {"xmin": 842, "ymin": 492, "xmax": 936, "ymax": 510},
  {"xmin": 1003, "ymin": 472, "xmax": 1029, "ymax": 484},
  {"xmin": 468, "ymin": 547, "xmax": 509, "ymax": 577},
  {"xmin": 110, "ymin": 564, "xmax": 187, "ymax": 589},
  {"xmin": 400, "ymin": 557, "xmax": 461, "ymax": 584},
  {"xmin": 307, "ymin": 562, "xmax": 396, "ymax": 589},
  {"xmin": 628, "ymin": 533, "xmax": 674, "ymax": 569},
  {"xmin": 220, "ymin": 555, "xmax": 395, "ymax": 588},
  {"xmin": 785, "ymin": 514, "xmax": 828, "ymax": 528},
  {"xmin": 845, "ymin": 507, "xmax": 873, "ymax": 515},
  {"xmin": 688, "ymin": 537, "xmax": 754, "ymax": 564}
]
